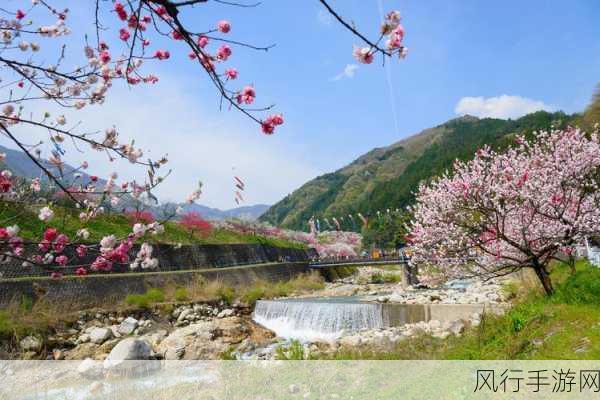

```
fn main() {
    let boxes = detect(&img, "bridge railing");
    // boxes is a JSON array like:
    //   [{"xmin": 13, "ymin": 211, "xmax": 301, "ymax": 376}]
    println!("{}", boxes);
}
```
[{"xmin": 309, "ymin": 255, "xmax": 410, "ymax": 266}]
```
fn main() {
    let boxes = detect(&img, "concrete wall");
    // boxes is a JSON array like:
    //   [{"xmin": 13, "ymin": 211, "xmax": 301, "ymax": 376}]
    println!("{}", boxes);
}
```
[
  {"xmin": 0, "ymin": 262, "xmax": 311, "ymax": 308},
  {"xmin": 382, "ymin": 303, "xmax": 507, "ymax": 326},
  {"xmin": 1, "ymin": 243, "xmax": 315, "ymax": 279}
]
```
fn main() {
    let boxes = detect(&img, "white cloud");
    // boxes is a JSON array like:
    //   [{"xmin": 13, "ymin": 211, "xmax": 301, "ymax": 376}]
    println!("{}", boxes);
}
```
[
  {"xmin": 332, "ymin": 64, "xmax": 359, "ymax": 81},
  {"xmin": 5, "ymin": 76, "xmax": 320, "ymax": 209},
  {"xmin": 317, "ymin": 9, "xmax": 333, "ymax": 26},
  {"xmin": 454, "ymin": 95, "xmax": 555, "ymax": 119}
]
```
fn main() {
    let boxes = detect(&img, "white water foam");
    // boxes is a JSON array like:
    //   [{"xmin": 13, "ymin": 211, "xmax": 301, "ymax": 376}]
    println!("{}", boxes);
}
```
[{"xmin": 252, "ymin": 299, "xmax": 384, "ymax": 342}]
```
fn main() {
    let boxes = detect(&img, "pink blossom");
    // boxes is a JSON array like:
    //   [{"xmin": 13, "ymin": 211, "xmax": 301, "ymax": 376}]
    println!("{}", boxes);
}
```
[
  {"xmin": 216, "ymin": 45, "xmax": 232, "ymax": 61},
  {"xmin": 217, "ymin": 20, "xmax": 231, "ymax": 33},
  {"xmin": 75, "ymin": 267, "xmax": 87, "ymax": 276},
  {"xmin": 236, "ymin": 85, "xmax": 255, "ymax": 105},
  {"xmin": 171, "ymin": 30, "xmax": 183, "ymax": 40},
  {"xmin": 353, "ymin": 46, "xmax": 374, "ymax": 64},
  {"xmin": 261, "ymin": 121, "xmax": 275, "ymax": 135},
  {"xmin": 197, "ymin": 36, "xmax": 209, "ymax": 48},
  {"xmin": 99, "ymin": 50, "xmax": 111, "ymax": 64},
  {"xmin": 76, "ymin": 245, "xmax": 87, "ymax": 258},
  {"xmin": 44, "ymin": 228, "xmax": 58, "ymax": 242},
  {"xmin": 50, "ymin": 272, "xmax": 62, "ymax": 279},
  {"xmin": 55, "ymin": 255, "xmax": 68, "ymax": 266},
  {"xmin": 119, "ymin": 28, "xmax": 130, "ymax": 41},
  {"xmin": 53, "ymin": 234, "xmax": 69, "ymax": 253},
  {"xmin": 155, "ymin": 6, "xmax": 167, "ymax": 16},
  {"xmin": 225, "ymin": 68, "xmax": 238, "ymax": 80},
  {"xmin": 114, "ymin": 2, "xmax": 127, "ymax": 21},
  {"xmin": 154, "ymin": 50, "xmax": 170, "ymax": 60},
  {"xmin": 16, "ymin": 10, "xmax": 26, "ymax": 20}
]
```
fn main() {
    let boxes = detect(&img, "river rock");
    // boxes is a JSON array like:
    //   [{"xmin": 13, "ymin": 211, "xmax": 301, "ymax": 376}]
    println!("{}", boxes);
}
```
[
  {"xmin": 104, "ymin": 338, "xmax": 153, "ymax": 368},
  {"xmin": 118, "ymin": 317, "xmax": 138, "ymax": 335},
  {"xmin": 177, "ymin": 308, "xmax": 194, "ymax": 323},
  {"xmin": 449, "ymin": 320, "xmax": 465, "ymax": 335},
  {"xmin": 78, "ymin": 358, "xmax": 104, "ymax": 379},
  {"xmin": 217, "ymin": 309, "xmax": 234, "ymax": 318},
  {"xmin": 89, "ymin": 328, "xmax": 113, "ymax": 344},
  {"xmin": 20, "ymin": 336, "xmax": 42, "ymax": 353},
  {"xmin": 157, "ymin": 321, "xmax": 217, "ymax": 360},
  {"xmin": 339, "ymin": 335, "xmax": 362, "ymax": 348}
]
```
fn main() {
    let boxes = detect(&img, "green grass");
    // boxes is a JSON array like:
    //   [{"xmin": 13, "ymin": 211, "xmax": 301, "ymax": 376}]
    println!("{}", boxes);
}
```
[
  {"xmin": 125, "ymin": 288, "xmax": 165, "ymax": 308},
  {"xmin": 370, "ymin": 271, "xmax": 402, "ymax": 284},
  {"xmin": 173, "ymin": 287, "xmax": 190, "ymax": 302},
  {"xmin": 275, "ymin": 340, "xmax": 307, "ymax": 360},
  {"xmin": 0, "ymin": 200, "xmax": 305, "ymax": 248},
  {"xmin": 240, "ymin": 272, "xmax": 325, "ymax": 305},
  {"xmin": 324, "ymin": 261, "xmax": 600, "ymax": 360}
]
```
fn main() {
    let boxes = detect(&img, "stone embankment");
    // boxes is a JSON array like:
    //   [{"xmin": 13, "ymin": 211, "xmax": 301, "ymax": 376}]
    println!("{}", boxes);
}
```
[
  {"xmin": 13, "ymin": 266, "xmax": 509, "ymax": 362},
  {"xmin": 17, "ymin": 301, "xmax": 274, "ymax": 362}
]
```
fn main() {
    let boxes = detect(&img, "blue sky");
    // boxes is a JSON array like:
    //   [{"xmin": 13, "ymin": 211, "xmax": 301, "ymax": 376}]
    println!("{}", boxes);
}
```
[{"xmin": 5, "ymin": 0, "xmax": 600, "ymax": 208}]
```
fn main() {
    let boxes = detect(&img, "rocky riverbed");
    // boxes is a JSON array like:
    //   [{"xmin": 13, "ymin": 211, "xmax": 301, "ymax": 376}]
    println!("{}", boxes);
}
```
[{"xmin": 11, "ymin": 267, "xmax": 509, "ymax": 361}]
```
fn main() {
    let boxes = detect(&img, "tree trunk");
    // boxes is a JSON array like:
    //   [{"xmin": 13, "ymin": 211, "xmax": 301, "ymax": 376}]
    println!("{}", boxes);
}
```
[
  {"xmin": 568, "ymin": 255, "xmax": 577, "ymax": 275},
  {"xmin": 533, "ymin": 262, "xmax": 554, "ymax": 296}
]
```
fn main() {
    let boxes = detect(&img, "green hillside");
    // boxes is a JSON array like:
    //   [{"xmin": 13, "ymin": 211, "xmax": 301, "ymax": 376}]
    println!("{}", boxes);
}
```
[{"xmin": 260, "ymin": 111, "xmax": 577, "ymax": 231}]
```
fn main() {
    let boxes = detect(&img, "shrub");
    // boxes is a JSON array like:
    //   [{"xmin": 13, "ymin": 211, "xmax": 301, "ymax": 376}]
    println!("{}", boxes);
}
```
[
  {"xmin": 216, "ymin": 286, "xmax": 235, "ymax": 305},
  {"xmin": 275, "ymin": 340, "xmax": 307, "ymax": 360},
  {"xmin": 174, "ymin": 287, "xmax": 189, "ymax": 302},
  {"xmin": 125, "ymin": 288, "xmax": 165, "ymax": 308},
  {"xmin": 241, "ymin": 286, "xmax": 266, "ymax": 305},
  {"xmin": 371, "ymin": 271, "xmax": 401, "ymax": 284}
]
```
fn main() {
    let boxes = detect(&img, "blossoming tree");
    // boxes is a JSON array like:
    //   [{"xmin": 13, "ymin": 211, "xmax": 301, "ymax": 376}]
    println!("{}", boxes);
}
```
[
  {"xmin": 0, "ymin": 1, "xmax": 405, "ymax": 276},
  {"xmin": 408, "ymin": 127, "xmax": 600, "ymax": 295}
]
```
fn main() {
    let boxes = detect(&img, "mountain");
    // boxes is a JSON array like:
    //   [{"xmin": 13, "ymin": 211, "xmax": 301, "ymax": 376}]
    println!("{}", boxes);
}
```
[
  {"xmin": 0, "ymin": 144, "xmax": 102, "ymax": 186},
  {"xmin": 0, "ymin": 144, "xmax": 269, "ymax": 220},
  {"xmin": 260, "ymin": 111, "xmax": 577, "ymax": 231},
  {"xmin": 180, "ymin": 203, "xmax": 270, "ymax": 221}
]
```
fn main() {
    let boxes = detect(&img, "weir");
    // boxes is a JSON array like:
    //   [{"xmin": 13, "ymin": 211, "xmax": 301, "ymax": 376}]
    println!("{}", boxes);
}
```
[
  {"xmin": 253, "ymin": 298, "xmax": 384, "ymax": 342},
  {"xmin": 253, "ymin": 298, "xmax": 504, "ymax": 341}
]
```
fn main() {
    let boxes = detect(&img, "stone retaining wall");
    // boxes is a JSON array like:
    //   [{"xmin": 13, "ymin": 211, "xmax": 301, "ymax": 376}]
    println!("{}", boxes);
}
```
[
  {"xmin": 0, "ymin": 262, "xmax": 311, "ymax": 308},
  {"xmin": 1, "ymin": 243, "xmax": 315, "ymax": 279}
]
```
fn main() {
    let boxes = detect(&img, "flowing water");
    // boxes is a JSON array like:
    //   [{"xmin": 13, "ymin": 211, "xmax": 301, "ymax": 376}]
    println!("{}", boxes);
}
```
[{"xmin": 252, "ymin": 297, "xmax": 384, "ymax": 341}]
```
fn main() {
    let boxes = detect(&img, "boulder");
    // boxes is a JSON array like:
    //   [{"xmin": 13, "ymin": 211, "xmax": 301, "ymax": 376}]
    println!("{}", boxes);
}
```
[
  {"xmin": 104, "ymin": 338, "xmax": 153, "ymax": 369},
  {"xmin": 64, "ymin": 343, "xmax": 99, "ymax": 360},
  {"xmin": 217, "ymin": 309, "xmax": 234, "ymax": 318},
  {"xmin": 449, "ymin": 320, "xmax": 465, "ymax": 336},
  {"xmin": 77, "ymin": 358, "xmax": 104, "ymax": 380},
  {"xmin": 89, "ymin": 327, "xmax": 113, "ymax": 344},
  {"xmin": 157, "ymin": 321, "xmax": 229, "ymax": 360},
  {"xmin": 20, "ymin": 335, "xmax": 43, "ymax": 353},
  {"xmin": 177, "ymin": 308, "xmax": 193, "ymax": 323},
  {"xmin": 118, "ymin": 317, "xmax": 138, "ymax": 336}
]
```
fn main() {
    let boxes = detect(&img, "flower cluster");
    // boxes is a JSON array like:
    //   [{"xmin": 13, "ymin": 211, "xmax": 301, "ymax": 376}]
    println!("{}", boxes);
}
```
[
  {"xmin": 214, "ymin": 219, "xmax": 362, "ymax": 258},
  {"xmin": 352, "ymin": 10, "xmax": 408, "ymax": 64}
]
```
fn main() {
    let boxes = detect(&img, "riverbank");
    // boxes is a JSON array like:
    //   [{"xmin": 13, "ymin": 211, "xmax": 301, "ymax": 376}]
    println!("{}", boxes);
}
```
[{"xmin": 4, "ymin": 262, "xmax": 597, "ymax": 361}]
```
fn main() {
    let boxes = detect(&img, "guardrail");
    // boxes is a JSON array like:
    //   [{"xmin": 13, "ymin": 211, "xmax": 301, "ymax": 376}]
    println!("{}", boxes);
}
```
[{"xmin": 309, "ymin": 256, "xmax": 409, "ymax": 268}]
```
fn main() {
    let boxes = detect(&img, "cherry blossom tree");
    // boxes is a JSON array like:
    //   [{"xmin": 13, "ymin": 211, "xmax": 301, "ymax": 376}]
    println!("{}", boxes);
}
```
[
  {"xmin": 408, "ymin": 127, "xmax": 600, "ymax": 295},
  {"xmin": 0, "ymin": 1, "xmax": 406, "ymax": 276},
  {"xmin": 178, "ymin": 211, "xmax": 211, "ymax": 239}
]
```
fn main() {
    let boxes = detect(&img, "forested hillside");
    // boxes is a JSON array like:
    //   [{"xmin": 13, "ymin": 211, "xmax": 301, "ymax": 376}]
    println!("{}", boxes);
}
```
[{"xmin": 261, "ymin": 111, "xmax": 577, "ymax": 231}]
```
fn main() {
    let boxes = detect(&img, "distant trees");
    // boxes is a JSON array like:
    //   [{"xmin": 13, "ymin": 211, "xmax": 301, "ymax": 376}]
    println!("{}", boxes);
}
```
[
  {"xmin": 409, "ymin": 127, "xmax": 600, "ymax": 295},
  {"xmin": 362, "ymin": 212, "xmax": 410, "ymax": 250},
  {"xmin": 583, "ymin": 84, "xmax": 600, "ymax": 130}
]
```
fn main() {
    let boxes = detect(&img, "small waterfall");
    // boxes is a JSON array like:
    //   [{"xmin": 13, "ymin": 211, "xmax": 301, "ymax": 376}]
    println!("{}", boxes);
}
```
[{"xmin": 253, "ymin": 299, "xmax": 384, "ymax": 342}]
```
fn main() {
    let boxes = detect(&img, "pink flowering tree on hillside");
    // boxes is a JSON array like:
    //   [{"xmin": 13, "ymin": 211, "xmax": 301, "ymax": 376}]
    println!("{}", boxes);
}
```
[{"xmin": 408, "ymin": 127, "xmax": 600, "ymax": 295}]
